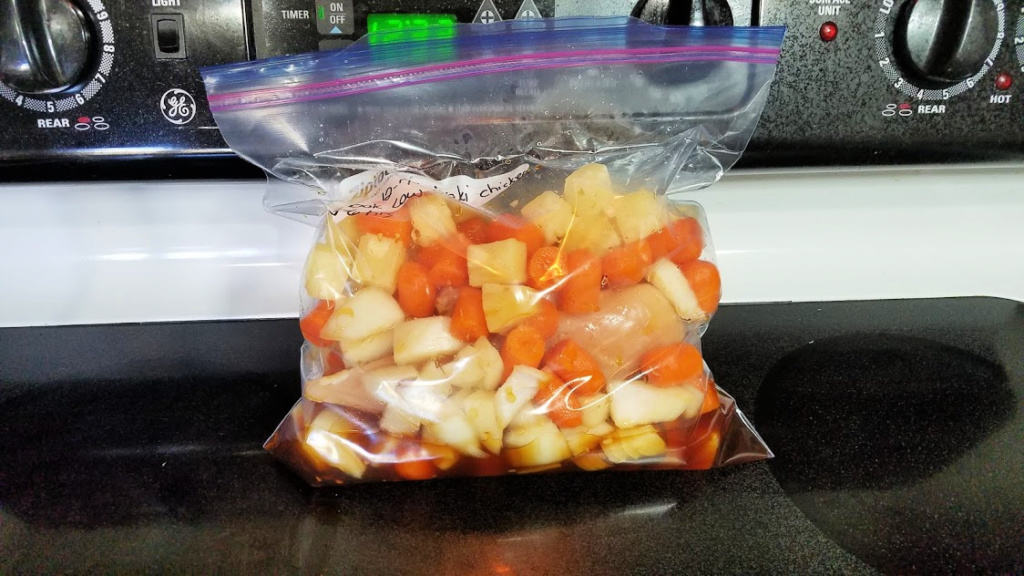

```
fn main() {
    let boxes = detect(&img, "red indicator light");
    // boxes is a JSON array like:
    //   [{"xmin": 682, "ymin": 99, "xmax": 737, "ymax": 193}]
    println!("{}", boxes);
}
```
[
  {"xmin": 77, "ymin": 116, "xmax": 90, "ymax": 123},
  {"xmin": 994, "ymin": 72, "xmax": 1012, "ymax": 91},
  {"xmin": 819, "ymin": 21, "xmax": 838, "ymax": 43}
]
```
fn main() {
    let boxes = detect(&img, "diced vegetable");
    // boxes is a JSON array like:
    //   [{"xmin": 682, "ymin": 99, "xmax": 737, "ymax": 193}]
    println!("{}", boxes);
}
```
[
  {"xmin": 561, "ymin": 213, "xmax": 621, "ymax": 255},
  {"xmin": 679, "ymin": 259, "xmax": 721, "ymax": 316},
  {"xmin": 500, "ymin": 324, "xmax": 546, "ymax": 380},
  {"xmin": 563, "ymin": 163, "xmax": 615, "ymax": 218},
  {"xmin": 427, "ymin": 254, "xmax": 469, "ymax": 289},
  {"xmin": 486, "ymin": 214, "xmax": 546, "ymax": 256},
  {"xmin": 395, "ymin": 261, "xmax": 436, "ymax": 318},
  {"xmin": 441, "ymin": 343, "xmax": 490, "ymax": 388},
  {"xmin": 701, "ymin": 383, "xmax": 721, "ymax": 415},
  {"xmin": 393, "ymin": 443, "xmax": 438, "ymax": 480},
  {"xmin": 422, "ymin": 402, "xmax": 485, "ymax": 457},
  {"xmin": 408, "ymin": 194, "xmax": 457, "ymax": 247},
  {"xmin": 527, "ymin": 245, "xmax": 567, "ymax": 291},
  {"xmin": 449, "ymin": 286, "xmax": 488, "ymax": 342},
  {"xmin": 494, "ymin": 365, "xmax": 546, "ymax": 429},
  {"xmin": 685, "ymin": 430, "xmax": 721, "ymax": 470},
  {"xmin": 380, "ymin": 402, "xmax": 421, "ymax": 437},
  {"xmin": 472, "ymin": 336, "xmax": 504, "ymax": 391},
  {"xmin": 467, "ymin": 238, "xmax": 528, "ymax": 287},
  {"xmin": 639, "ymin": 343, "xmax": 704, "ymax": 387},
  {"xmin": 602, "ymin": 240, "xmax": 653, "ymax": 288},
  {"xmin": 393, "ymin": 316, "xmax": 464, "ymax": 365},
  {"xmin": 481, "ymin": 283, "xmax": 539, "ymax": 333},
  {"xmin": 304, "ymin": 242, "xmax": 352, "ymax": 300},
  {"xmin": 561, "ymin": 422, "xmax": 613, "ymax": 456},
  {"xmin": 559, "ymin": 250, "xmax": 602, "ymax": 314},
  {"xmin": 303, "ymin": 369, "xmax": 386, "ymax": 414},
  {"xmin": 503, "ymin": 415, "xmax": 572, "ymax": 468},
  {"xmin": 457, "ymin": 217, "xmax": 490, "ymax": 244},
  {"xmin": 646, "ymin": 258, "xmax": 706, "ymax": 322},
  {"xmin": 521, "ymin": 190, "xmax": 574, "ymax": 244},
  {"xmin": 609, "ymin": 379, "xmax": 703, "ymax": 428},
  {"xmin": 321, "ymin": 287, "xmax": 404, "ymax": 342},
  {"xmin": 354, "ymin": 233, "xmax": 406, "ymax": 294},
  {"xmin": 303, "ymin": 410, "xmax": 367, "ymax": 478},
  {"xmin": 612, "ymin": 189, "xmax": 669, "ymax": 243},
  {"xmin": 647, "ymin": 217, "xmax": 704, "ymax": 264},
  {"xmin": 573, "ymin": 452, "xmax": 613, "ymax": 471},
  {"xmin": 520, "ymin": 298, "xmax": 560, "ymax": 340},
  {"xmin": 463, "ymin": 389, "xmax": 502, "ymax": 454},
  {"xmin": 543, "ymin": 339, "xmax": 606, "ymax": 396},
  {"xmin": 600, "ymin": 425, "xmax": 667, "ymax": 463},
  {"xmin": 360, "ymin": 365, "xmax": 420, "ymax": 406},
  {"xmin": 300, "ymin": 300, "xmax": 337, "ymax": 347},
  {"xmin": 338, "ymin": 329, "xmax": 394, "ymax": 365},
  {"xmin": 355, "ymin": 207, "xmax": 413, "ymax": 246},
  {"xmin": 533, "ymin": 372, "xmax": 583, "ymax": 428},
  {"xmin": 579, "ymin": 394, "xmax": 611, "ymax": 428}
]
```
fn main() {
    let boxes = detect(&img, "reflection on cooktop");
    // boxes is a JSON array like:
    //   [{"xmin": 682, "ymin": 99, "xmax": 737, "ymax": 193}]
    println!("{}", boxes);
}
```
[{"xmin": 757, "ymin": 333, "xmax": 1021, "ymax": 574}]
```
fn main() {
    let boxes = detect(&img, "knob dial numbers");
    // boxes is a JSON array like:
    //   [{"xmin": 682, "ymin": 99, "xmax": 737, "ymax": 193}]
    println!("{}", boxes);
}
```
[
  {"xmin": 0, "ymin": 0, "xmax": 115, "ymax": 112},
  {"xmin": 1016, "ymin": 9, "xmax": 1024, "ymax": 74},
  {"xmin": 874, "ymin": 0, "xmax": 1005, "ymax": 101}
]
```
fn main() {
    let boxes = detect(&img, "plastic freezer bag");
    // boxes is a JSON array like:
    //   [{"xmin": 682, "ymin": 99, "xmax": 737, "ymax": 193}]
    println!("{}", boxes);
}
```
[{"xmin": 202, "ymin": 17, "xmax": 783, "ymax": 485}]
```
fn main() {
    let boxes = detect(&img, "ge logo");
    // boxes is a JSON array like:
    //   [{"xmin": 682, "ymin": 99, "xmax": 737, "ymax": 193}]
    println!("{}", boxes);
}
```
[{"xmin": 159, "ymin": 88, "xmax": 196, "ymax": 125}]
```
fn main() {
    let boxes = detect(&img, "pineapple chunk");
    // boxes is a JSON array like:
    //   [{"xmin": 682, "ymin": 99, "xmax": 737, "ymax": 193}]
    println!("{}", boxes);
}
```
[
  {"xmin": 564, "ymin": 163, "xmax": 615, "ymax": 218},
  {"xmin": 379, "ymin": 402, "xmax": 421, "ymax": 436},
  {"xmin": 335, "ymin": 215, "xmax": 363, "ymax": 248},
  {"xmin": 441, "ymin": 346, "xmax": 487, "ymax": 388},
  {"xmin": 361, "ymin": 365, "xmax": 419, "ymax": 404},
  {"xmin": 408, "ymin": 194, "xmax": 457, "ymax": 247},
  {"xmin": 303, "ymin": 369, "xmax": 386, "ymax": 414},
  {"xmin": 467, "ymin": 239, "xmax": 528, "ymax": 287},
  {"xmin": 354, "ymin": 234, "xmax": 406, "ymax": 294},
  {"xmin": 521, "ymin": 190, "xmax": 574, "ymax": 244},
  {"xmin": 463, "ymin": 389, "xmax": 502, "ymax": 454},
  {"xmin": 304, "ymin": 242, "xmax": 352, "ymax": 300},
  {"xmin": 321, "ymin": 287, "xmax": 404, "ymax": 342},
  {"xmin": 612, "ymin": 189, "xmax": 669, "ymax": 243},
  {"xmin": 473, "ymin": 337, "xmax": 504, "ymax": 390},
  {"xmin": 338, "ymin": 330, "xmax": 393, "ymax": 365},
  {"xmin": 481, "ymin": 283, "xmax": 539, "ymax": 333},
  {"xmin": 494, "ymin": 365, "xmax": 546, "ymax": 429},
  {"xmin": 561, "ymin": 426, "xmax": 604, "ymax": 456},
  {"xmin": 580, "ymin": 394, "xmax": 611, "ymax": 428},
  {"xmin": 601, "ymin": 425, "xmax": 667, "ymax": 463},
  {"xmin": 646, "ymin": 258, "xmax": 706, "ymax": 322},
  {"xmin": 610, "ymin": 379, "xmax": 703, "ymax": 428},
  {"xmin": 422, "ymin": 401, "xmax": 486, "ymax": 457},
  {"xmin": 561, "ymin": 212, "xmax": 621, "ymax": 255},
  {"xmin": 503, "ymin": 415, "xmax": 572, "ymax": 468},
  {"xmin": 303, "ymin": 410, "xmax": 368, "ymax": 478},
  {"xmin": 573, "ymin": 452, "xmax": 613, "ymax": 471},
  {"xmin": 393, "ymin": 316, "xmax": 464, "ymax": 365}
]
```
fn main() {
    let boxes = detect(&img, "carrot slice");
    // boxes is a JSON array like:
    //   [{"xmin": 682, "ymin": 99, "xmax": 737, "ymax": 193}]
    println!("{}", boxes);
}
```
[
  {"xmin": 299, "ymin": 300, "xmax": 335, "ymax": 347},
  {"xmin": 558, "ymin": 250, "xmax": 602, "ymax": 314},
  {"xmin": 647, "ymin": 217, "xmax": 703, "ymax": 264},
  {"xmin": 527, "ymin": 245, "xmax": 567, "ymax": 291},
  {"xmin": 487, "ymin": 214, "xmax": 545, "ymax": 256},
  {"xmin": 394, "ymin": 443, "xmax": 438, "ymax": 480},
  {"xmin": 520, "ymin": 298, "xmax": 559, "ymax": 340},
  {"xmin": 396, "ymin": 261, "xmax": 436, "ymax": 318},
  {"xmin": 450, "ymin": 287, "xmax": 488, "ymax": 342},
  {"xmin": 601, "ymin": 240, "xmax": 653, "ymax": 288},
  {"xmin": 500, "ymin": 324, "xmax": 546, "ymax": 380},
  {"xmin": 415, "ymin": 233, "xmax": 468, "ymax": 269},
  {"xmin": 354, "ymin": 207, "xmax": 412, "ymax": 246},
  {"xmin": 543, "ymin": 339, "xmax": 606, "ymax": 396},
  {"xmin": 640, "ymin": 343, "xmax": 704, "ymax": 387},
  {"xmin": 427, "ymin": 254, "xmax": 468, "ymax": 289},
  {"xmin": 679, "ymin": 259, "xmax": 721, "ymax": 315},
  {"xmin": 533, "ymin": 372, "xmax": 583, "ymax": 428},
  {"xmin": 457, "ymin": 217, "xmax": 490, "ymax": 244},
  {"xmin": 700, "ymin": 383, "xmax": 721, "ymax": 415}
]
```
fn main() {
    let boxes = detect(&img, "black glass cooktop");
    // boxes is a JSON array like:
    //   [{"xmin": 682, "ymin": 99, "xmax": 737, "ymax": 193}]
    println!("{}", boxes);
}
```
[{"xmin": 1, "ymin": 298, "xmax": 1021, "ymax": 574}]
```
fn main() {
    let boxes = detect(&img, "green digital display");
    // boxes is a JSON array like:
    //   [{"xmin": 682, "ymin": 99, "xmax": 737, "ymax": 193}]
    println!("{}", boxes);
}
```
[{"xmin": 366, "ymin": 13, "xmax": 457, "ymax": 44}]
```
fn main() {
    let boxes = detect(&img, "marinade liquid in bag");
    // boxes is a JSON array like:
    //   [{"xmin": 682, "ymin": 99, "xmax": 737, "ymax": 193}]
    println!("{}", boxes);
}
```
[{"xmin": 202, "ymin": 18, "xmax": 784, "ymax": 485}]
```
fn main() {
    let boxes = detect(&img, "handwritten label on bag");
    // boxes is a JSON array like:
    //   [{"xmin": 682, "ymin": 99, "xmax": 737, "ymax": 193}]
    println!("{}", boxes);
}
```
[{"xmin": 331, "ymin": 164, "xmax": 530, "ymax": 216}]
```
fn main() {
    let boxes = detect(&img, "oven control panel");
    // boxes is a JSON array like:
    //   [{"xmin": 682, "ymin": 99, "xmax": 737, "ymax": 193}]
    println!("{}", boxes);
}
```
[{"xmin": 0, "ymin": 0, "xmax": 1021, "ymax": 177}]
